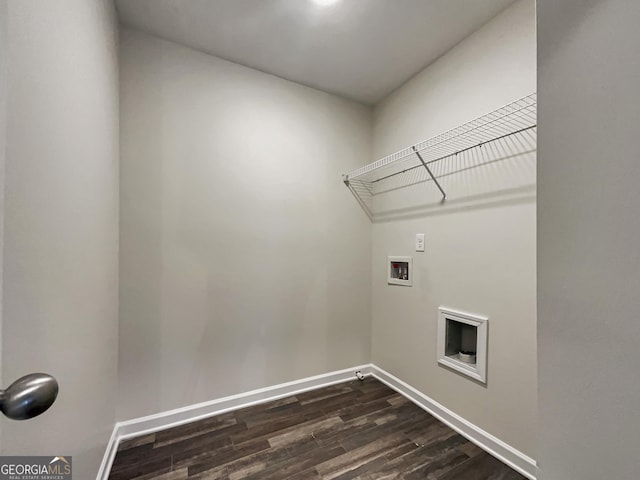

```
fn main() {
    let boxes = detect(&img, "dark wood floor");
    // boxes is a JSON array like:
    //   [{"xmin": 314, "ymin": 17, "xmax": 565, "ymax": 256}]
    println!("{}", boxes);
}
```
[{"xmin": 109, "ymin": 378, "xmax": 525, "ymax": 480}]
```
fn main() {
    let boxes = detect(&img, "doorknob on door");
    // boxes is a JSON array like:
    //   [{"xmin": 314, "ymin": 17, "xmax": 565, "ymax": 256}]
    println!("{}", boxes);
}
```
[{"xmin": 0, "ymin": 373, "xmax": 59, "ymax": 420}]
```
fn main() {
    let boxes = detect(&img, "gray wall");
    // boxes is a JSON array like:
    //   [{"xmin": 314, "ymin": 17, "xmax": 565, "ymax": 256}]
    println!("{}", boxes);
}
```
[
  {"xmin": 1, "ymin": 1, "xmax": 119, "ymax": 478},
  {"xmin": 538, "ymin": 1, "xmax": 640, "ymax": 478},
  {"xmin": 118, "ymin": 29, "xmax": 372, "ymax": 421},
  {"xmin": 0, "ymin": 0, "xmax": 6, "ymax": 423},
  {"xmin": 371, "ymin": 0, "xmax": 537, "ymax": 457}
]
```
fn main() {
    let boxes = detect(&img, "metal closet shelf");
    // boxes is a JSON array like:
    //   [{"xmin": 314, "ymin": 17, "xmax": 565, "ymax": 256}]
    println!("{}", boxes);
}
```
[{"xmin": 342, "ymin": 93, "xmax": 537, "ymax": 214}]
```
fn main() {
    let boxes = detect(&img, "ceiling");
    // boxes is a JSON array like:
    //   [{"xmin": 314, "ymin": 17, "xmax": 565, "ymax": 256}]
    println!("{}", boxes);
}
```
[{"xmin": 115, "ymin": 0, "xmax": 516, "ymax": 105}]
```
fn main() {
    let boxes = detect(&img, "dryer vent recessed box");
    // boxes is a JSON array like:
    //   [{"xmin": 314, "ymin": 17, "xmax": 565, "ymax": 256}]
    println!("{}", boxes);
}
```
[
  {"xmin": 437, "ymin": 307, "xmax": 488, "ymax": 384},
  {"xmin": 388, "ymin": 256, "xmax": 412, "ymax": 286}
]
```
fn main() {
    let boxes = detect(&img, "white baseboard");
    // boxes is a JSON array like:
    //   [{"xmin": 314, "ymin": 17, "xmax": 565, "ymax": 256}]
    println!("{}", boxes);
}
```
[
  {"xmin": 96, "ymin": 423, "xmax": 120, "ymax": 480},
  {"xmin": 98, "ymin": 363, "xmax": 537, "ymax": 480},
  {"xmin": 96, "ymin": 364, "xmax": 372, "ymax": 480},
  {"xmin": 370, "ymin": 365, "xmax": 538, "ymax": 480}
]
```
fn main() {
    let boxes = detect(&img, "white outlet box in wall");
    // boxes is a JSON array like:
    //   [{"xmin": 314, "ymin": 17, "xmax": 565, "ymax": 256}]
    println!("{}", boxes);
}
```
[{"xmin": 388, "ymin": 256, "xmax": 412, "ymax": 286}]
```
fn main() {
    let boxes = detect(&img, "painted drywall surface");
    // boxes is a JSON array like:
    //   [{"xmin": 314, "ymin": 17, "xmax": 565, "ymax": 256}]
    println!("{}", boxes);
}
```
[
  {"xmin": 537, "ymin": 1, "xmax": 640, "ymax": 478},
  {"xmin": 371, "ymin": 0, "xmax": 537, "ymax": 457},
  {"xmin": 118, "ymin": 29, "xmax": 372, "ymax": 421},
  {"xmin": 1, "ymin": 0, "xmax": 119, "ymax": 477},
  {"xmin": 0, "ymin": 4, "xmax": 6, "ymax": 447}
]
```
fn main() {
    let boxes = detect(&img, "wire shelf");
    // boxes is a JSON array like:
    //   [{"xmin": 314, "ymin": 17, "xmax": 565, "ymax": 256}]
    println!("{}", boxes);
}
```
[{"xmin": 343, "ymin": 93, "xmax": 537, "ymax": 218}]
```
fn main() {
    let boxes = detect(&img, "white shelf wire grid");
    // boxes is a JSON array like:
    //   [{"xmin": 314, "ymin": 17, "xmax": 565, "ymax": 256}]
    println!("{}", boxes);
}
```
[{"xmin": 343, "ymin": 93, "xmax": 537, "ymax": 215}]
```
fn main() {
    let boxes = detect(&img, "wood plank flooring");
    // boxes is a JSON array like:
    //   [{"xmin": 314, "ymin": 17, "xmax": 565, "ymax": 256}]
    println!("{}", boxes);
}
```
[{"xmin": 109, "ymin": 378, "xmax": 525, "ymax": 479}]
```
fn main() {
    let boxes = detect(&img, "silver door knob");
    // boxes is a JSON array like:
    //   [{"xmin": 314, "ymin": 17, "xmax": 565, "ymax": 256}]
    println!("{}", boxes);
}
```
[{"xmin": 0, "ymin": 373, "xmax": 58, "ymax": 420}]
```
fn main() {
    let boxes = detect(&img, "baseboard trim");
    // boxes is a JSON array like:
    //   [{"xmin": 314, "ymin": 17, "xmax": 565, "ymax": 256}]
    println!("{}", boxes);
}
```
[
  {"xmin": 96, "ymin": 423, "xmax": 119, "ymax": 480},
  {"xmin": 370, "ymin": 365, "xmax": 538, "ymax": 480},
  {"xmin": 96, "ymin": 364, "xmax": 372, "ymax": 479},
  {"xmin": 98, "ymin": 363, "xmax": 537, "ymax": 480}
]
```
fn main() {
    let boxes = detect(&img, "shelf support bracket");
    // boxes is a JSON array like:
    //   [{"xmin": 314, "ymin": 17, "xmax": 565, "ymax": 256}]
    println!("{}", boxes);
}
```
[
  {"xmin": 412, "ymin": 146, "xmax": 446, "ymax": 200},
  {"xmin": 341, "ymin": 174, "xmax": 373, "ymax": 220}
]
